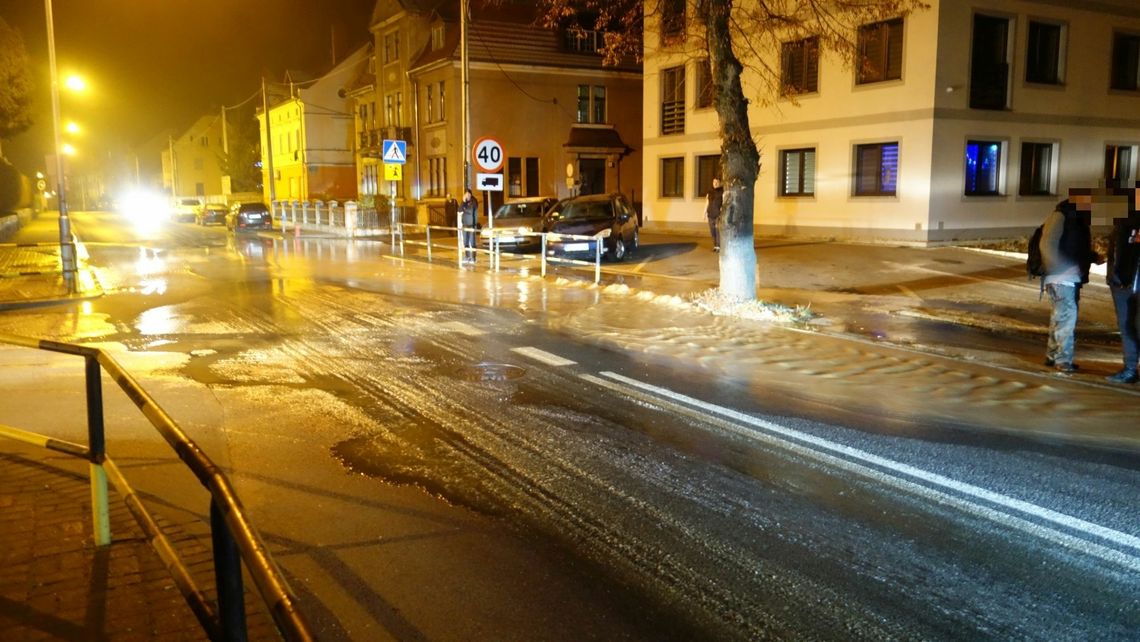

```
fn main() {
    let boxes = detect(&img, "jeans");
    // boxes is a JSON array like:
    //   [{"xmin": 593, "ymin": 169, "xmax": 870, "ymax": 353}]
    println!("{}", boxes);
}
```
[
  {"xmin": 1110, "ymin": 285, "xmax": 1140, "ymax": 371},
  {"xmin": 462, "ymin": 228, "xmax": 476, "ymax": 261},
  {"xmin": 707, "ymin": 217, "xmax": 719, "ymax": 247},
  {"xmin": 1046, "ymin": 283, "xmax": 1080, "ymax": 365}
]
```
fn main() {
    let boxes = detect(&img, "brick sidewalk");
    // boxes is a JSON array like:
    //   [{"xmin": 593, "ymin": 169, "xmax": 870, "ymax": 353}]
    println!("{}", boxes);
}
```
[{"xmin": 0, "ymin": 440, "xmax": 208, "ymax": 641}]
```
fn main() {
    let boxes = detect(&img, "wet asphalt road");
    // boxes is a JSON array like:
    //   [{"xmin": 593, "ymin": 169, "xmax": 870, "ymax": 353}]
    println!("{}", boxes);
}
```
[{"xmin": 1, "ymin": 210, "xmax": 1138, "ymax": 640}]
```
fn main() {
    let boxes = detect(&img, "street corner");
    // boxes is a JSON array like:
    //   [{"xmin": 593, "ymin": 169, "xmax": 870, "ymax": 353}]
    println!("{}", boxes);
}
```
[{"xmin": 0, "ymin": 269, "xmax": 104, "ymax": 311}]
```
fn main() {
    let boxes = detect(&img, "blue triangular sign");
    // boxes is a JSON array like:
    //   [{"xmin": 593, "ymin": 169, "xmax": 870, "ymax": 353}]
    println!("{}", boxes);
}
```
[{"xmin": 383, "ymin": 140, "xmax": 405, "ymax": 163}]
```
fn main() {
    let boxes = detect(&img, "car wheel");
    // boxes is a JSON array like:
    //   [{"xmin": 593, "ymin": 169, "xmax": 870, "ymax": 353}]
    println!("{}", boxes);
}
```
[{"xmin": 609, "ymin": 236, "xmax": 626, "ymax": 262}]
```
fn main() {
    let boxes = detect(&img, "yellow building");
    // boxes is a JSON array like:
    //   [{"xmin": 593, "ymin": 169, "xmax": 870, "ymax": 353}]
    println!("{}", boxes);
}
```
[
  {"xmin": 641, "ymin": 0, "xmax": 1140, "ymax": 244},
  {"xmin": 258, "ymin": 47, "xmax": 371, "ymax": 204}
]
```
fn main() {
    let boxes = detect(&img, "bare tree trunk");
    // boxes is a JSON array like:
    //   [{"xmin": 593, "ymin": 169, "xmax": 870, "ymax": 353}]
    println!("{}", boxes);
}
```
[{"xmin": 701, "ymin": 0, "xmax": 760, "ymax": 300}]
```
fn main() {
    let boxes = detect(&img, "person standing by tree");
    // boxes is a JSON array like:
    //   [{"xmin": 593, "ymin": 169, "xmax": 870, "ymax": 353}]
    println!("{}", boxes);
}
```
[
  {"xmin": 706, "ymin": 176, "xmax": 723, "ymax": 251},
  {"xmin": 1105, "ymin": 186, "xmax": 1140, "ymax": 384},
  {"xmin": 1040, "ymin": 193, "xmax": 1097, "ymax": 373},
  {"xmin": 459, "ymin": 188, "xmax": 478, "ymax": 265}
]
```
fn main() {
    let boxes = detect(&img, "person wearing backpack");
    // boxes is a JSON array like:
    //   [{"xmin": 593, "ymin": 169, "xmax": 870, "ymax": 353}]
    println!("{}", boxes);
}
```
[
  {"xmin": 1105, "ymin": 188, "xmax": 1140, "ymax": 384},
  {"xmin": 1040, "ymin": 194, "xmax": 1097, "ymax": 373}
]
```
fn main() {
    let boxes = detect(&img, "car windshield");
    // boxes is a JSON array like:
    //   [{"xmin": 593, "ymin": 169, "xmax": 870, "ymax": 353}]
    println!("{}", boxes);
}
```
[
  {"xmin": 553, "ymin": 200, "xmax": 612, "ymax": 220},
  {"xmin": 493, "ymin": 203, "xmax": 543, "ymax": 219}
]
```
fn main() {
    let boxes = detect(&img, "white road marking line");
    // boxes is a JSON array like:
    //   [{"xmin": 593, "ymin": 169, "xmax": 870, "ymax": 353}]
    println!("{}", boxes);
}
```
[
  {"xmin": 511, "ymin": 346, "xmax": 577, "ymax": 367},
  {"xmin": 587, "ymin": 371, "xmax": 1140, "ymax": 569},
  {"xmin": 439, "ymin": 321, "xmax": 485, "ymax": 336}
]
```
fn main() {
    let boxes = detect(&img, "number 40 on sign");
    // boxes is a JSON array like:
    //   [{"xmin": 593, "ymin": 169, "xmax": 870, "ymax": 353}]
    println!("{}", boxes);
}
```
[{"xmin": 472, "ymin": 137, "xmax": 504, "ymax": 173}]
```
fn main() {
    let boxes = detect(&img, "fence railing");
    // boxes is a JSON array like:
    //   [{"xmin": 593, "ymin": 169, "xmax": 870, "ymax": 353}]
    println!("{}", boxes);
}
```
[
  {"xmin": 0, "ymin": 335, "xmax": 314, "ymax": 642},
  {"xmin": 271, "ymin": 201, "xmax": 620, "ymax": 284}
]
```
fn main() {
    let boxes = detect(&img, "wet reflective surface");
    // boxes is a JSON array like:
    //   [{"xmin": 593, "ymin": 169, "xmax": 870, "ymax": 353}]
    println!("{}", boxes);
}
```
[{"xmin": 1, "ymin": 211, "xmax": 1138, "ymax": 640}]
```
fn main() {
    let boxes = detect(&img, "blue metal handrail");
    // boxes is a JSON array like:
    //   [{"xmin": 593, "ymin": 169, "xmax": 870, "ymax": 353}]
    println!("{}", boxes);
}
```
[{"xmin": 0, "ymin": 334, "xmax": 315, "ymax": 642}]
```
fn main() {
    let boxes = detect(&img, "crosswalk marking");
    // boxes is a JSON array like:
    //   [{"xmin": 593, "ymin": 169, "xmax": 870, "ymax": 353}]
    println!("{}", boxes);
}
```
[{"xmin": 511, "ymin": 346, "xmax": 577, "ymax": 367}]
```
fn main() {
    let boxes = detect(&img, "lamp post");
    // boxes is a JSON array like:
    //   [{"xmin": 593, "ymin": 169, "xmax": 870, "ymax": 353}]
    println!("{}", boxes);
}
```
[{"xmin": 44, "ymin": 0, "xmax": 78, "ymax": 293}]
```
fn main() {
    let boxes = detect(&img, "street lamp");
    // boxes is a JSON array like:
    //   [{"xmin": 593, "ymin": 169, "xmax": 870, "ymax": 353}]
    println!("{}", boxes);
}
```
[{"xmin": 44, "ymin": 0, "xmax": 78, "ymax": 292}]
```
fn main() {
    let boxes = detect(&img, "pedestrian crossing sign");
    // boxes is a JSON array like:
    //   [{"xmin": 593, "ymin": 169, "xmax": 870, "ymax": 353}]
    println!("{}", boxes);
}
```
[{"xmin": 382, "ymin": 139, "xmax": 406, "ymax": 164}]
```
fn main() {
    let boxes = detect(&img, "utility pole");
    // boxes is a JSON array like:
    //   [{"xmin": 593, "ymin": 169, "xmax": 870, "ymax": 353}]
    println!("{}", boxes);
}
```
[
  {"xmin": 44, "ymin": 0, "xmax": 77, "ymax": 292},
  {"xmin": 168, "ymin": 135, "xmax": 176, "ymax": 198},
  {"xmin": 261, "ymin": 77, "xmax": 277, "ymax": 204},
  {"xmin": 461, "ymin": 0, "xmax": 471, "ymax": 190},
  {"xmin": 221, "ymin": 104, "xmax": 229, "ymax": 157}
]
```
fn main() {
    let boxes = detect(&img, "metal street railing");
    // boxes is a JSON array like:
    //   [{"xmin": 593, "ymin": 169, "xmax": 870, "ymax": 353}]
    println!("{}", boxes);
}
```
[{"xmin": 0, "ymin": 335, "xmax": 314, "ymax": 642}]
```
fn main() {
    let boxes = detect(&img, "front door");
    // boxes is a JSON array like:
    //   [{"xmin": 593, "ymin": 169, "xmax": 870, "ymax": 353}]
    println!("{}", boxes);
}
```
[{"xmin": 579, "ymin": 158, "xmax": 606, "ymax": 195}]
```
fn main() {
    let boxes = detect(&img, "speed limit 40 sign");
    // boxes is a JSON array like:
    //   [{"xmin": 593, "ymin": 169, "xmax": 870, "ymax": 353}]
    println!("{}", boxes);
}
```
[{"xmin": 472, "ymin": 137, "xmax": 505, "ymax": 173}]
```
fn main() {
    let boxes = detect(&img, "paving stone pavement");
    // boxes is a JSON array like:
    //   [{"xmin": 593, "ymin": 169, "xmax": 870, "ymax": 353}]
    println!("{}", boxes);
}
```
[{"xmin": 0, "ymin": 440, "xmax": 209, "ymax": 640}]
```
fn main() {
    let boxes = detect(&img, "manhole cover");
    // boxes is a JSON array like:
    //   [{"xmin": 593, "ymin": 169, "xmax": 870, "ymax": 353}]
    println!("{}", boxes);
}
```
[{"xmin": 457, "ymin": 363, "xmax": 527, "ymax": 382}]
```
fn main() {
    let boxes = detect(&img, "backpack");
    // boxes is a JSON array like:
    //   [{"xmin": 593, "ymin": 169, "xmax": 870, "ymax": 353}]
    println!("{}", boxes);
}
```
[{"xmin": 1026, "ymin": 224, "xmax": 1045, "ymax": 278}]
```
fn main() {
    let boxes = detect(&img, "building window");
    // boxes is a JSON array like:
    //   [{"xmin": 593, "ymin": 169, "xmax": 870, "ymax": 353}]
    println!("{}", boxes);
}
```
[
  {"xmin": 396, "ymin": 92, "xmax": 403, "ymax": 127},
  {"xmin": 780, "ymin": 148, "xmax": 816, "ymax": 197},
  {"xmin": 193, "ymin": 158, "xmax": 204, "ymax": 171},
  {"xmin": 695, "ymin": 59, "xmax": 714, "ymax": 108},
  {"xmin": 661, "ymin": 157, "xmax": 684, "ymax": 198},
  {"xmin": 507, "ymin": 157, "xmax": 541, "ymax": 197},
  {"xmin": 856, "ymin": 18, "xmax": 903, "ymax": 84},
  {"xmin": 428, "ymin": 156, "xmax": 447, "ymax": 198},
  {"xmin": 200, "ymin": 136, "xmax": 209, "ymax": 147},
  {"xmin": 425, "ymin": 85, "xmax": 434, "ymax": 123},
  {"xmin": 1105, "ymin": 144, "xmax": 1136, "ymax": 189},
  {"xmin": 383, "ymin": 32, "xmax": 400, "ymax": 65},
  {"xmin": 661, "ymin": 65, "xmax": 686, "ymax": 135},
  {"xmin": 964, "ymin": 140, "xmax": 1002, "ymax": 196},
  {"xmin": 781, "ymin": 37, "xmax": 819, "ymax": 95},
  {"xmin": 438, "ymin": 82, "xmax": 446, "ymax": 121},
  {"xmin": 195, "ymin": 182, "xmax": 204, "ymax": 196},
  {"xmin": 576, "ymin": 85, "xmax": 606, "ymax": 123},
  {"xmin": 1019, "ymin": 142, "xmax": 1055, "ymax": 196},
  {"xmin": 1026, "ymin": 21, "xmax": 1064, "ymax": 85},
  {"xmin": 565, "ymin": 29, "xmax": 603, "ymax": 54},
  {"xmin": 696, "ymin": 154, "xmax": 720, "ymax": 197},
  {"xmin": 661, "ymin": 0, "xmax": 685, "ymax": 44},
  {"xmin": 1111, "ymin": 32, "xmax": 1140, "ymax": 91},
  {"xmin": 525, "ymin": 157, "xmax": 539, "ymax": 197},
  {"xmin": 971, "ymin": 14, "xmax": 1011, "ymax": 109},
  {"xmin": 854, "ymin": 142, "xmax": 898, "ymax": 196},
  {"xmin": 431, "ymin": 24, "xmax": 445, "ymax": 51}
]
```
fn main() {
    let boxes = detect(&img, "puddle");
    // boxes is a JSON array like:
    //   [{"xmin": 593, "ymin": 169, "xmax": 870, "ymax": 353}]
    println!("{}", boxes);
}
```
[{"xmin": 455, "ymin": 362, "xmax": 527, "ymax": 382}]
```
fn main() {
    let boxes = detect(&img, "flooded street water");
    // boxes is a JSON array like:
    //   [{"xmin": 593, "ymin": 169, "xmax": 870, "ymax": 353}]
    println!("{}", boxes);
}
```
[{"xmin": 1, "ymin": 212, "xmax": 1137, "ymax": 640}]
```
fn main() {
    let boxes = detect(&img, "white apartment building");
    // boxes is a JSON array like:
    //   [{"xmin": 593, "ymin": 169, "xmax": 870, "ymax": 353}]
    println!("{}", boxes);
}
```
[{"xmin": 641, "ymin": 0, "xmax": 1140, "ymax": 244}]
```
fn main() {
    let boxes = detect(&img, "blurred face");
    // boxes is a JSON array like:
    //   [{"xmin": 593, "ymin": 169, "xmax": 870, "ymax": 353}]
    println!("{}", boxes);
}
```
[{"xmin": 712, "ymin": 178, "xmax": 721, "ymax": 189}]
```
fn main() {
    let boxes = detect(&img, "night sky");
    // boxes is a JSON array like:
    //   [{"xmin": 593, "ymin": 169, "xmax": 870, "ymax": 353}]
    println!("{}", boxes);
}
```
[{"xmin": 1, "ymin": 0, "xmax": 376, "ymax": 172}]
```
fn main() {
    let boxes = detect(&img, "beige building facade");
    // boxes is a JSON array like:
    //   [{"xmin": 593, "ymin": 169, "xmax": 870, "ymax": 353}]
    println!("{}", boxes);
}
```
[
  {"xmin": 641, "ymin": 0, "xmax": 1140, "ymax": 244},
  {"xmin": 356, "ymin": 1, "xmax": 643, "ymax": 222},
  {"xmin": 162, "ymin": 116, "xmax": 225, "ymax": 201}
]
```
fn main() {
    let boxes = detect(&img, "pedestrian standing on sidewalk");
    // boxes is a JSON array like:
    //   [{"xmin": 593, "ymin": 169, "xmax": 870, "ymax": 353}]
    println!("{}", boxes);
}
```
[
  {"xmin": 1105, "ymin": 187, "xmax": 1140, "ymax": 384},
  {"xmin": 706, "ymin": 177, "xmax": 723, "ymax": 251},
  {"xmin": 459, "ymin": 188, "xmax": 478, "ymax": 264},
  {"xmin": 1040, "ymin": 193, "xmax": 1097, "ymax": 373}
]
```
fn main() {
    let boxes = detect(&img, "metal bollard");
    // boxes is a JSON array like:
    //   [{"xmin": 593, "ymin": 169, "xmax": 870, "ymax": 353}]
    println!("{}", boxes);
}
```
[
  {"xmin": 84, "ymin": 355, "xmax": 111, "ymax": 546},
  {"xmin": 211, "ymin": 500, "xmax": 248, "ymax": 642}
]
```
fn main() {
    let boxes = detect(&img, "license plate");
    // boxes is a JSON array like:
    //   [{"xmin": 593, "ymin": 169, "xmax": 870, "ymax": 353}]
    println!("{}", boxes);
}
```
[{"xmin": 562, "ymin": 242, "xmax": 589, "ymax": 252}]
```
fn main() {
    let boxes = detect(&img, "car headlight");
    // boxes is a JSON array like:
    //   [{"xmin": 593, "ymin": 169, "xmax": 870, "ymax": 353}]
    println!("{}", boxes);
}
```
[
  {"xmin": 480, "ymin": 228, "xmax": 493, "ymax": 238},
  {"xmin": 517, "ymin": 226, "xmax": 532, "ymax": 235}
]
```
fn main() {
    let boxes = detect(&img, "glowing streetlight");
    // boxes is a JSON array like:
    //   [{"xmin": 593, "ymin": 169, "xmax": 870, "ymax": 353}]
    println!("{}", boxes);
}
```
[
  {"xmin": 61, "ymin": 143, "xmax": 76, "ymax": 156},
  {"xmin": 65, "ymin": 121, "xmax": 80, "ymax": 134},
  {"xmin": 64, "ymin": 74, "xmax": 86, "ymax": 92}
]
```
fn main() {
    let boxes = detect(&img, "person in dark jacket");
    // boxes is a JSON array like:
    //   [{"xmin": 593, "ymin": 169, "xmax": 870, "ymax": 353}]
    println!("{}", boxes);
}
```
[
  {"xmin": 706, "ymin": 177, "xmax": 723, "ymax": 251},
  {"xmin": 1040, "ymin": 194, "xmax": 1096, "ymax": 373},
  {"xmin": 1105, "ymin": 187, "xmax": 1140, "ymax": 383},
  {"xmin": 459, "ymin": 188, "xmax": 478, "ymax": 264}
]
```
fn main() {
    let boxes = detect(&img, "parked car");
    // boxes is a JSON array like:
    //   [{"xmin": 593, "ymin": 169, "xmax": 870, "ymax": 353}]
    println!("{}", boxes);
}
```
[
  {"xmin": 195, "ymin": 203, "xmax": 228, "ymax": 226},
  {"xmin": 170, "ymin": 198, "xmax": 201, "ymax": 223},
  {"xmin": 480, "ymin": 196, "xmax": 557, "ymax": 252},
  {"xmin": 543, "ymin": 193, "xmax": 639, "ymax": 261},
  {"xmin": 226, "ymin": 202, "xmax": 273, "ymax": 232}
]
